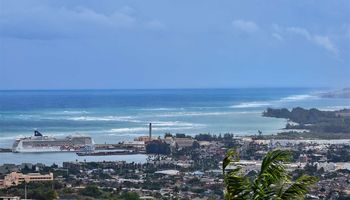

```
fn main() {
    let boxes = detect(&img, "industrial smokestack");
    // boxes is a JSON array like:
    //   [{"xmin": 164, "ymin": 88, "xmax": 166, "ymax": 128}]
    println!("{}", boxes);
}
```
[{"xmin": 149, "ymin": 123, "xmax": 152, "ymax": 139}]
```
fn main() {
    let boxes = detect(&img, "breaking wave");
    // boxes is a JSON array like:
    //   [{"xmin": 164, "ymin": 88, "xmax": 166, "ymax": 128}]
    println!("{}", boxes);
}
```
[
  {"xmin": 107, "ymin": 126, "xmax": 196, "ymax": 133},
  {"xmin": 49, "ymin": 110, "xmax": 90, "ymax": 115},
  {"xmin": 151, "ymin": 121, "xmax": 205, "ymax": 127},
  {"xmin": 230, "ymin": 94, "xmax": 317, "ymax": 108},
  {"xmin": 279, "ymin": 94, "xmax": 315, "ymax": 101},
  {"xmin": 67, "ymin": 116, "xmax": 141, "ymax": 123},
  {"xmin": 11, "ymin": 114, "xmax": 37, "ymax": 120},
  {"xmin": 319, "ymin": 105, "xmax": 350, "ymax": 111},
  {"xmin": 230, "ymin": 102, "xmax": 272, "ymax": 108},
  {"xmin": 107, "ymin": 127, "xmax": 148, "ymax": 133},
  {"xmin": 139, "ymin": 107, "xmax": 185, "ymax": 111},
  {"xmin": 156, "ymin": 111, "xmax": 241, "ymax": 117},
  {"xmin": 106, "ymin": 121, "xmax": 205, "ymax": 133}
]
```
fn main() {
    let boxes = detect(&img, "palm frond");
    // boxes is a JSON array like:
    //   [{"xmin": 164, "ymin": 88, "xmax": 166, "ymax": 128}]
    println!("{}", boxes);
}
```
[
  {"xmin": 280, "ymin": 175, "xmax": 318, "ymax": 200},
  {"xmin": 223, "ymin": 149, "xmax": 251, "ymax": 199},
  {"xmin": 223, "ymin": 149, "xmax": 240, "ymax": 174},
  {"xmin": 224, "ymin": 167, "xmax": 250, "ymax": 199},
  {"xmin": 223, "ymin": 149, "xmax": 318, "ymax": 200},
  {"xmin": 257, "ymin": 150, "xmax": 291, "ymax": 186}
]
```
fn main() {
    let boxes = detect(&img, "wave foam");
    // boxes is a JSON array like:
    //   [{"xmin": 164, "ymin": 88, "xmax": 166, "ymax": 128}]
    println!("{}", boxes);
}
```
[
  {"xmin": 280, "ymin": 94, "xmax": 314, "ymax": 102},
  {"xmin": 319, "ymin": 105, "xmax": 350, "ymax": 111},
  {"xmin": 139, "ymin": 107, "xmax": 185, "ymax": 111},
  {"xmin": 230, "ymin": 102, "xmax": 272, "ymax": 108},
  {"xmin": 48, "ymin": 110, "xmax": 90, "ymax": 115},
  {"xmin": 107, "ymin": 121, "xmax": 205, "ymax": 133},
  {"xmin": 68, "ymin": 116, "xmax": 141, "ymax": 123},
  {"xmin": 63, "ymin": 110, "xmax": 89, "ymax": 114},
  {"xmin": 107, "ymin": 126, "xmax": 196, "ymax": 133},
  {"xmin": 108, "ymin": 127, "xmax": 148, "ymax": 133},
  {"xmin": 157, "ymin": 111, "xmax": 238, "ymax": 117},
  {"xmin": 151, "ymin": 121, "xmax": 205, "ymax": 127},
  {"xmin": 231, "ymin": 93, "xmax": 317, "ymax": 109}
]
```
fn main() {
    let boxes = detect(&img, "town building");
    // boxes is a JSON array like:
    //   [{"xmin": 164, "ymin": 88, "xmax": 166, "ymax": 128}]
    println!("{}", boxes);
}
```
[
  {"xmin": 1, "ymin": 172, "xmax": 53, "ymax": 188},
  {"xmin": 173, "ymin": 138, "xmax": 194, "ymax": 149}
]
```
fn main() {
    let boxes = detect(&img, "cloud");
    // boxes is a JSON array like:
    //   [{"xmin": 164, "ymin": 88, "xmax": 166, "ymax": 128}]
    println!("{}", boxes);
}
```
[
  {"xmin": 145, "ymin": 20, "xmax": 165, "ymax": 30},
  {"xmin": 272, "ymin": 25, "xmax": 339, "ymax": 55},
  {"xmin": 272, "ymin": 33, "xmax": 283, "ymax": 41},
  {"xmin": 287, "ymin": 27, "xmax": 338, "ymax": 55},
  {"xmin": 0, "ymin": 4, "xmax": 162, "ymax": 40},
  {"xmin": 313, "ymin": 35, "xmax": 338, "ymax": 55},
  {"xmin": 286, "ymin": 27, "xmax": 311, "ymax": 39},
  {"xmin": 232, "ymin": 20, "xmax": 259, "ymax": 33}
]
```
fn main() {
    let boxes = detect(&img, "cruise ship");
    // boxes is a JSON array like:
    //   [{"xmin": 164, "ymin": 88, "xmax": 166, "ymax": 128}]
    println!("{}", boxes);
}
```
[{"xmin": 12, "ymin": 130, "xmax": 95, "ymax": 153}]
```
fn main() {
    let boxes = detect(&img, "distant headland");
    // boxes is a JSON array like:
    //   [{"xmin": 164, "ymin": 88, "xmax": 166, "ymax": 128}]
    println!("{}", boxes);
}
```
[
  {"xmin": 319, "ymin": 88, "xmax": 350, "ymax": 98},
  {"xmin": 262, "ymin": 107, "xmax": 350, "ymax": 139}
]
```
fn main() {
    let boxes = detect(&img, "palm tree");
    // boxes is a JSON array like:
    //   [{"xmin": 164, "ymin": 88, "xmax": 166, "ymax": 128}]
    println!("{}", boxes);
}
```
[{"xmin": 223, "ymin": 149, "xmax": 318, "ymax": 200}]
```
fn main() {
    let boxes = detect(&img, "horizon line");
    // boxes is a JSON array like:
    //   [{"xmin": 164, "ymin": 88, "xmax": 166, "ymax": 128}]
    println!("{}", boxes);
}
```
[{"xmin": 0, "ymin": 86, "xmax": 335, "ymax": 91}]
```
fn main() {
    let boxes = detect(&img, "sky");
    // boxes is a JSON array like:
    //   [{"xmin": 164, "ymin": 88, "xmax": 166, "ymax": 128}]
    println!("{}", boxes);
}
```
[{"xmin": 0, "ymin": 0, "xmax": 349, "ymax": 89}]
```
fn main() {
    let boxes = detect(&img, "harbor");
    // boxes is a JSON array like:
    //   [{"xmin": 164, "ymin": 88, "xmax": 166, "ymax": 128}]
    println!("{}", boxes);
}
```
[
  {"xmin": 76, "ymin": 149, "xmax": 143, "ymax": 156},
  {"xmin": 0, "ymin": 148, "xmax": 11, "ymax": 153},
  {"xmin": 0, "ymin": 124, "xmax": 155, "ymax": 166}
]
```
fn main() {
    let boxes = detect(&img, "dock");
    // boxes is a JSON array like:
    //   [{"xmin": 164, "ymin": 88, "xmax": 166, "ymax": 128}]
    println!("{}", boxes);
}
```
[
  {"xmin": 0, "ymin": 148, "xmax": 12, "ymax": 153},
  {"xmin": 76, "ymin": 149, "xmax": 145, "ymax": 156}
]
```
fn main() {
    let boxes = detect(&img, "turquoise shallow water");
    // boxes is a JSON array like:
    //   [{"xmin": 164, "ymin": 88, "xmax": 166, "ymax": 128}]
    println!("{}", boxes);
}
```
[{"xmin": 0, "ymin": 88, "xmax": 349, "ymax": 165}]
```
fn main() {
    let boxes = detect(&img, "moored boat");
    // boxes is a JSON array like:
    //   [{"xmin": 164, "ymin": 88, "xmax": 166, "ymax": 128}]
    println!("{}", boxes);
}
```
[{"xmin": 12, "ymin": 130, "xmax": 95, "ymax": 153}]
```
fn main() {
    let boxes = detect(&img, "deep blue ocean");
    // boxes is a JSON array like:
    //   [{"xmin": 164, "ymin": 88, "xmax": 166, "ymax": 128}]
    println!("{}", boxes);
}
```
[{"xmin": 0, "ymin": 88, "xmax": 349, "ymax": 165}]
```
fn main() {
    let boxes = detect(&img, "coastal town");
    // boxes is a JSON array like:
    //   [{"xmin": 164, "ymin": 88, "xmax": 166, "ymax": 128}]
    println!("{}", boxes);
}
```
[
  {"xmin": 1, "ymin": 130, "xmax": 350, "ymax": 199},
  {"xmin": 1, "ymin": 108, "xmax": 350, "ymax": 199}
]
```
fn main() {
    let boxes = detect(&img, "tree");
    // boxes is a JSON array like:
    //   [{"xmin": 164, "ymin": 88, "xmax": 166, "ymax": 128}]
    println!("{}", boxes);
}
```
[
  {"xmin": 223, "ymin": 149, "xmax": 318, "ymax": 200},
  {"xmin": 80, "ymin": 185, "xmax": 102, "ymax": 198},
  {"xmin": 119, "ymin": 191, "xmax": 140, "ymax": 200},
  {"xmin": 145, "ymin": 140, "xmax": 170, "ymax": 155},
  {"xmin": 30, "ymin": 188, "xmax": 57, "ymax": 200}
]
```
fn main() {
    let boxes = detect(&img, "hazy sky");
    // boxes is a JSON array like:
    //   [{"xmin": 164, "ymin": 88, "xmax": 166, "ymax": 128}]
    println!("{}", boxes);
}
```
[{"xmin": 0, "ymin": 0, "xmax": 349, "ymax": 89}]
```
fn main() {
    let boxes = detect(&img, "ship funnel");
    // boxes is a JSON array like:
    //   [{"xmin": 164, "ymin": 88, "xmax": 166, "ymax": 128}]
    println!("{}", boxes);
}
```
[{"xmin": 34, "ymin": 130, "xmax": 43, "ymax": 137}]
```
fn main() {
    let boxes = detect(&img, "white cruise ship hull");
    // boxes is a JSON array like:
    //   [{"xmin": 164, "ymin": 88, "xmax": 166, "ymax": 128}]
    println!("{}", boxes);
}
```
[
  {"xmin": 12, "ymin": 132, "xmax": 95, "ymax": 153},
  {"xmin": 14, "ymin": 146, "xmax": 83, "ymax": 153}
]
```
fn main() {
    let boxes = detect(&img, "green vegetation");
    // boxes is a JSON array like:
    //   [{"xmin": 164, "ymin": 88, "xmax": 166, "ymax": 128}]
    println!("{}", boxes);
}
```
[
  {"xmin": 263, "ymin": 107, "xmax": 350, "ymax": 139},
  {"xmin": 80, "ymin": 185, "xmax": 102, "ymax": 198},
  {"xmin": 145, "ymin": 140, "xmax": 171, "ymax": 155},
  {"xmin": 223, "ymin": 150, "xmax": 318, "ymax": 199},
  {"xmin": 0, "ymin": 181, "xmax": 142, "ymax": 200},
  {"xmin": 327, "ymin": 144, "xmax": 350, "ymax": 162},
  {"xmin": 119, "ymin": 191, "xmax": 140, "ymax": 200},
  {"xmin": 0, "ymin": 182, "xmax": 58, "ymax": 200}
]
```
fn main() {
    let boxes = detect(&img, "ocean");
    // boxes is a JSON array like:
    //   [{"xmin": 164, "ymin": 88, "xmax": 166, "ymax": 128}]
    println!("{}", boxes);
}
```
[{"xmin": 0, "ymin": 88, "xmax": 349, "ymax": 165}]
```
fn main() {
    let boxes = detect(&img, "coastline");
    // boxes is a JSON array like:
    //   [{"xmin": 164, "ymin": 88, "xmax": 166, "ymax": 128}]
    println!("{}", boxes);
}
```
[
  {"xmin": 1, "ymin": 88, "xmax": 350, "ymax": 163},
  {"xmin": 261, "ymin": 107, "xmax": 350, "ymax": 139}
]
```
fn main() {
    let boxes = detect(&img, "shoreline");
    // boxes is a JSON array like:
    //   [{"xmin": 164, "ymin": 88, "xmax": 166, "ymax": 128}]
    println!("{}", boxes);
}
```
[{"xmin": 0, "ymin": 152, "xmax": 148, "ymax": 166}]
